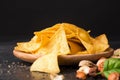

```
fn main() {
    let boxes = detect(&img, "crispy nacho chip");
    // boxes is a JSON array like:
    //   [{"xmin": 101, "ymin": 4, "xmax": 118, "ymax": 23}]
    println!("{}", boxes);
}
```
[
  {"xmin": 30, "ymin": 26, "xmax": 71, "ymax": 73},
  {"xmin": 14, "ymin": 36, "xmax": 41, "ymax": 53},
  {"xmin": 78, "ymin": 38, "xmax": 94, "ymax": 54},
  {"xmin": 34, "ymin": 23, "xmax": 61, "ymax": 39},
  {"xmin": 30, "ymin": 49, "xmax": 60, "ymax": 74},
  {"xmin": 35, "ymin": 25, "xmax": 70, "ymax": 55},
  {"xmin": 77, "ymin": 29, "xmax": 94, "ymax": 54},
  {"xmin": 91, "ymin": 34, "xmax": 109, "ymax": 53},
  {"xmin": 68, "ymin": 40, "xmax": 85, "ymax": 54},
  {"xmin": 14, "ymin": 35, "xmax": 50, "ymax": 54}
]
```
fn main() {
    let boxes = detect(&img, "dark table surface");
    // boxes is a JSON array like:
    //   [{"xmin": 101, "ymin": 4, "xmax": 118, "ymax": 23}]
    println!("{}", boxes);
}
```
[{"xmin": 0, "ymin": 36, "xmax": 120, "ymax": 80}]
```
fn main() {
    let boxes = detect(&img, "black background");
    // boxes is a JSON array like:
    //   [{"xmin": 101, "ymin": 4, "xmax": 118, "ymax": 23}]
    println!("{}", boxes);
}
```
[
  {"xmin": 1, "ymin": 0, "xmax": 120, "ymax": 41},
  {"xmin": 1, "ymin": 1, "xmax": 120, "ymax": 80}
]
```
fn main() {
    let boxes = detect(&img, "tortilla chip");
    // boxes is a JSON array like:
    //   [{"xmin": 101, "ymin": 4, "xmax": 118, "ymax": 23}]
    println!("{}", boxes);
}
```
[
  {"xmin": 35, "ymin": 25, "xmax": 70, "ymax": 55},
  {"xmin": 14, "ymin": 36, "xmax": 41, "ymax": 53},
  {"xmin": 76, "ymin": 50, "xmax": 88, "ymax": 54},
  {"xmin": 14, "ymin": 35, "xmax": 50, "ymax": 54},
  {"xmin": 30, "ymin": 26, "xmax": 71, "ymax": 74},
  {"xmin": 78, "ymin": 38, "xmax": 94, "ymax": 54},
  {"xmin": 14, "ymin": 23, "xmax": 110, "ymax": 55},
  {"xmin": 14, "ymin": 42, "xmax": 40, "ymax": 53},
  {"xmin": 30, "ymin": 49, "xmax": 60, "ymax": 74},
  {"xmin": 91, "ymin": 34, "xmax": 109, "ymax": 53},
  {"xmin": 34, "ymin": 23, "xmax": 61, "ymax": 39},
  {"xmin": 68, "ymin": 40, "xmax": 85, "ymax": 54}
]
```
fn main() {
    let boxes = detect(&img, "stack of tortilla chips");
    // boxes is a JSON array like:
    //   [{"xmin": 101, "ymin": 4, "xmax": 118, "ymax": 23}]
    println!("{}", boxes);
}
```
[{"xmin": 14, "ymin": 23, "xmax": 109, "ymax": 74}]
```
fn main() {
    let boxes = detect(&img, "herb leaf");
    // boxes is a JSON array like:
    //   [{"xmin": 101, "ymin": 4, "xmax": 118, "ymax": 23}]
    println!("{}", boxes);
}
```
[{"xmin": 102, "ymin": 58, "xmax": 120, "ymax": 78}]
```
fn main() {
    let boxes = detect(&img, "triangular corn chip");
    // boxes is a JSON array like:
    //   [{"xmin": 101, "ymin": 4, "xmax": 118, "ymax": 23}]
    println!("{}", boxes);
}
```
[
  {"xmin": 79, "ymin": 38, "xmax": 94, "ymax": 54},
  {"xmin": 35, "ymin": 25, "xmax": 70, "ymax": 55},
  {"xmin": 68, "ymin": 40, "xmax": 85, "ymax": 54},
  {"xmin": 14, "ymin": 35, "xmax": 50, "ymax": 54},
  {"xmin": 34, "ymin": 23, "xmax": 61, "ymax": 38},
  {"xmin": 30, "ymin": 26, "xmax": 70, "ymax": 74},
  {"xmin": 91, "ymin": 34, "xmax": 109, "ymax": 53},
  {"xmin": 14, "ymin": 36, "xmax": 41, "ymax": 53},
  {"xmin": 77, "ymin": 30, "xmax": 94, "ymax": 53},
  {"xmin": 30, "ymin": 49, "xmax": 60, "ymax": 74}
]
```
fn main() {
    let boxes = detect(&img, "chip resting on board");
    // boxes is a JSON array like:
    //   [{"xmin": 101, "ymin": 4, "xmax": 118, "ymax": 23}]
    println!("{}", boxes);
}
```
[{"xmin": 30, "ymin": 26, "xmax": 70, "ymax": 73}]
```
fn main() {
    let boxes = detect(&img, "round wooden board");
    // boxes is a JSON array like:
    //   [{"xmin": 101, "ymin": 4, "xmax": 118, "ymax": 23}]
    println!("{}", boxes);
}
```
[
  {"xmin": 58, "ymin": 48, "xmax": 114, "ymax": 65},
  {"xmin": 13, "ymin": 48, "xmax": 114, "ymax": 65}
]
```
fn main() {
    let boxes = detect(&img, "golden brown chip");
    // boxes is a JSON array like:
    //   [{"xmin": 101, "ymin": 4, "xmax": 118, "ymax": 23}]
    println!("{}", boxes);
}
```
[
  {"xmin": 76, "ymin": 50, "xmax": 88, "ymax": 54},
  {"xmin": 14, "ymin": 36, "xmax": 41, "ymax": 53},
  {"xmin": 30, "ymin": 49, "xmax": 60, "ymax": 74},
  {"xmin": 30, "ymin": 26, "xmax": 71, "ymax": 74},
  {"xmin": 34, "ymin": 23, "xmax": 61, "ymax": 39},
  {"xmin": 76, "ymin": 29, "xmax": 94, "ymax": 54},
  {"xmin": 78, "ymin": 38, "xmax": 94, "ymax": 54},
  {"xmin": 91, "ymin": 34, "xmax": 109, "ymax": 53},
  {"xmin": 35, "ymin": 25, "xmax": 70, "ymax": 55},
  {"xmin": 68, "ymin": 40, "xmax": 85, "ymax": 54},
  {"xmin": 14, "ymin": 42, "xmax": 41, "ymax": 53},
  {"xmin": 14, "ymin": 35, "xmax": 50, "ymax": 54}
]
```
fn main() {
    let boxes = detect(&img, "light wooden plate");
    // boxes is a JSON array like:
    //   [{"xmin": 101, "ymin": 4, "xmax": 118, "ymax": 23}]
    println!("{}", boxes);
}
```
[
  {"xmin": 58, "ymin": 48, "xmax": 114, "ymax": 65},
  {"xmin": 13, "ymin": 48, "xmax": 114, "ymax": 65}
]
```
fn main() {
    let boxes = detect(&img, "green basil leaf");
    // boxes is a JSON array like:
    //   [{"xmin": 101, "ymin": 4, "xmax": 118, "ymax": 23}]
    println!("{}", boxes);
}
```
[
  {"xmin": 103, "ymin": 69, "xmax": 120, "ymax": 78},
  {"xmin": 102, "ymin": 58, "xmax": 120, "ymax": 78}
]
